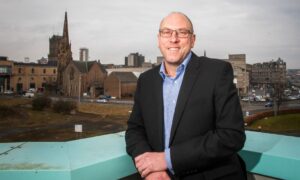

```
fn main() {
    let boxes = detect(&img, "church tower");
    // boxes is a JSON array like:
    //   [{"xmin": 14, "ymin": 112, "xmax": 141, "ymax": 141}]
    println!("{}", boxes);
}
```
[{"xmin": 56, "ymin": 12, "xmax": 73, "ymax": 89}]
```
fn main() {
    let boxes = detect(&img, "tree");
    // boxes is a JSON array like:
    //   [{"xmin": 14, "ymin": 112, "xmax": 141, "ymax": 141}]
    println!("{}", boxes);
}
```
[{"xmin": 271, "ymin": 82, "xmax": 285, "ymax": 116}]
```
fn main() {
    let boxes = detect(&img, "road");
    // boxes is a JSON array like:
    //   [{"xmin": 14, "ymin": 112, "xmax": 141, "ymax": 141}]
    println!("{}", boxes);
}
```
[
  {"xmin": 1, "ymin": 94, "xmax": 299, "ymax": 112},
  {"xmin": 241, "ymin": 100, "xmax": 300, "ymax": 116}
]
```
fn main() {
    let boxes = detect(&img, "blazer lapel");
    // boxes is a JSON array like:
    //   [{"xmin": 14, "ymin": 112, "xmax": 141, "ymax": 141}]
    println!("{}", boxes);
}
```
[
  {"xmin": 153, "ymin": 67, "xmax": 164, "ymax": 150},
  {"xmin": 169, "ymin": 55, "xmax": 201, "ymax": 146}
]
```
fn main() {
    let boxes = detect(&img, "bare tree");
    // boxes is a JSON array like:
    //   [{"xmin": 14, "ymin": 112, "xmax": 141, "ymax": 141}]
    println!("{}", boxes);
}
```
[{"xmin": 271, "ymin": 82, "xmax": 285, "ymax": 116}]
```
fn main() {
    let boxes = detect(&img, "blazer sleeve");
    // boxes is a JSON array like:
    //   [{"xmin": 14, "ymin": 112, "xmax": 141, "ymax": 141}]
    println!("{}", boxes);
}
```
[
  {"xmin": 171, "ymin": 62, "xmax": 246, "ymax": 175},
  {"xmin": 125, "ymin": 76, "xmax": 152, "ymax": 159}
]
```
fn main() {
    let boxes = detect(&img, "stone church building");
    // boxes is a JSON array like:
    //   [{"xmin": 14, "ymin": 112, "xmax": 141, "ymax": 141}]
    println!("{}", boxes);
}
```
[
  {"xmin": 63, "ymin": 60, "xmax": 107, "ymax": 98},
  {"xmin": 48, "ymin": 12, "xmax": 73, "ymax": 91},
  {"xmin": 48, "ymin": 12, "xmax": 107, "ymax": 98}
]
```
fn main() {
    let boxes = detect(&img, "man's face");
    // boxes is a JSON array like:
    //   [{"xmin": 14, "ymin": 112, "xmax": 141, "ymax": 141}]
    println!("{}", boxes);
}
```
[{"xmin": 158, "ymin": 13, "xmax": 196, "ymax": 66}]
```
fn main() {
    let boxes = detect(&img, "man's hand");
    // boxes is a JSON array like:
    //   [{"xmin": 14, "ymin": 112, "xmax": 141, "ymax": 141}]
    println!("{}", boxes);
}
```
[
  {"xmin": 145, "ymin": 171, "xmax": 170, "ymax": 180},
  {"xmin": 135, "ymin": 152, "xmax": 167, "ymax": 178}
]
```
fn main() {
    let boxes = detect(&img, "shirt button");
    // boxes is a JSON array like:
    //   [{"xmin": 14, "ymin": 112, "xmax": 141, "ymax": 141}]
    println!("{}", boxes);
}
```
[
  {"xmin": 173, "ymin": 100, "xmax": 176, "ymax": 104},
  {"xmin": 174, "ymin": 81, "xmax": 177, "ymax": 84}
]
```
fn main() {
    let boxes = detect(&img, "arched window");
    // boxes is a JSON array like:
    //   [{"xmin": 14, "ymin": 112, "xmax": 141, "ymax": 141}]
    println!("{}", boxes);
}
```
[{"xmin": 70, "ymin": 67, "xmax": 74, "ymax": 80}]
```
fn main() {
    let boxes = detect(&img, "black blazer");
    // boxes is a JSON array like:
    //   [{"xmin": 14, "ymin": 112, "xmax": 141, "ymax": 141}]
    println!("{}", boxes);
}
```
[{"xmin": 125, "ymin": 53, "xmax": 246, "ymax": 180}]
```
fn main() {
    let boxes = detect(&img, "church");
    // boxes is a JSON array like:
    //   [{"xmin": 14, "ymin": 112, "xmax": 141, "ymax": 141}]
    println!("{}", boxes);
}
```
[{"xmin": 49, "ymin": 12, "xmax": 107, "ymax": 98}]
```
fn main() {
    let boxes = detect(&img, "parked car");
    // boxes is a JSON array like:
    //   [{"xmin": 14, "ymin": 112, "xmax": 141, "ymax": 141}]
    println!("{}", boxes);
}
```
[
  {"xmin": 23, "ymin": 92, "xmax": 35, "ymax": 98},
  {"xmin": 264, "ymin": 101, "xmax": 273, "ymax": 107},
  {"xmin": 28, "ymin": 88, "xmax": 36, "ymax": 93},
  {"xmin": 96, "ymin": 98, "xmax": 108, "ymax": 103},
  {"xmin": 241, "ymin": 97, "xmax": 249, "ymax": 101},
  {"xmin": 287, "ymin": 95, "xmax": 299, "ymax": 100},
  {"xmin": 83, "ymin": 92, "xmax": 90, "ymax": 97},
  {"xmin": 98, "ymin": 95, "xmax": 110, "ymax": 100},
  {"xmin": 3, "ymin": 90, "xmax": 14, "ymax": 95}
]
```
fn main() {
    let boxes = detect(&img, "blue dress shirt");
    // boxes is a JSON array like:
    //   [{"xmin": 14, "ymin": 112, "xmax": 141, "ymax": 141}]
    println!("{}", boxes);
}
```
[{"xmin": 159, "ymin": 52, "xmax": 192, "ymax": 173}]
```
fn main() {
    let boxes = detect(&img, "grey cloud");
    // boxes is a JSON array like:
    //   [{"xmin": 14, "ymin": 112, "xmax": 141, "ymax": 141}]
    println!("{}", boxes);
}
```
[{"xmin": 0, "ymin": 0, "xmax": 299, "ymax": 68}]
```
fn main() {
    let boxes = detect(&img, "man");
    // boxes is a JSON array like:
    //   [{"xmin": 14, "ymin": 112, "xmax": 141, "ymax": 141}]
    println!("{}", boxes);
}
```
[{"xmin": 125, "ymin": 12, "xmax": 246, "ymax": 180}]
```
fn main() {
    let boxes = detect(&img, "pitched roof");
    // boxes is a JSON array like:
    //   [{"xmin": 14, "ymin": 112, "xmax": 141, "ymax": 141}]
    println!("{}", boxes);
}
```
[
  {"xmin": 110, "ymin": 71, "xmax": 137, "ymax": 82},
  {"xmin": 72, "ymin": 61, "xmax": 107, "ymax": 74},
  {"xmin": 14, "ymin": 62, "xmax": 56, "ymax": 67}
]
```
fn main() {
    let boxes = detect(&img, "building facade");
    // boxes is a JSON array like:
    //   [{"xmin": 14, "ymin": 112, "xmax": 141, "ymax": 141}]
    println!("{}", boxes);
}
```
[
  {"xmin": 0, "ymin": 56, "xmax": 57, "ymax": 93},
  {"xmin": 62, "ymin": 61, "xmax": 107, "ymax": 98},
  {"xmin": 228, "ymin": 54, "xmax": 249, "ymax": 96},
  {"xmin": 251, "ymin": 58, "xmax": 287, "ymax": 88},
  {"xmin": 104, "ymin": 72, "xmax": 137, "ymax": 99},
  {"xmin": 48, "ymin": 12, "xmax": 73, "ymax": 89},
  {"xmin": 12, "ymin": 63, "xmax": 57, "ymax": 93},
  {"xmin": 48, "ymin": 35, "xmax": 63, "ymax": 62},
  {"xmin": 125, "ymin": 53, "xmax": 145, "ymax": 67},
  {"xmin": 79, "ymin": 48, "xmax": 89, "ymax": 62},
  {"xmin": 0, "ymin": 56, "xmax": 14, "ymax": 92}
]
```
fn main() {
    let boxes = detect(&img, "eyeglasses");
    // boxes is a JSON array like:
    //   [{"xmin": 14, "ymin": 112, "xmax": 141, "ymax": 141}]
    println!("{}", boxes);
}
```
[{"xmin": 159, "ymin": 28, "xmax": 193, "ymax": 38}]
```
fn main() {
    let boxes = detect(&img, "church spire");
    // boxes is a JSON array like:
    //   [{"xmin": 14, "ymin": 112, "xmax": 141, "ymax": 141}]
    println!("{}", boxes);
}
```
[{"xmin": 63, "ymin": 11, "xmax": 69, "ymax": 43}]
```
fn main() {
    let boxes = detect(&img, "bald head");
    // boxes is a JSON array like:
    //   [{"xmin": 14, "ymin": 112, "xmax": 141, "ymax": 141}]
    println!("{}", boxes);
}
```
[
  {"xmin": 157, "ymin": 11, "xmax": 196, "ymax": 69},
  {"xmin": 159, "ymin": 12, "xmax": 194, "ymax": 33}
]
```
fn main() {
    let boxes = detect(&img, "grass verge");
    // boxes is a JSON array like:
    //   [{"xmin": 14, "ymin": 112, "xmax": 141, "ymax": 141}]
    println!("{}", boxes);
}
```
[{"xmin": 247, "ymin": 113, "xmax": 300, "ymax": 134}]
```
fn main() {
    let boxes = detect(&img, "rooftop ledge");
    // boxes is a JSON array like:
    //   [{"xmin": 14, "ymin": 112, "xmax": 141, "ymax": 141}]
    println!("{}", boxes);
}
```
[{"xmin": 0, "ymin": 131, "xmax": 299, "ymax": 180}]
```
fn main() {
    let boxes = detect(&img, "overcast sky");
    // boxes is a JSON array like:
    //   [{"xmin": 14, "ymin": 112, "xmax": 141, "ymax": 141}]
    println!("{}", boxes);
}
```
[{"xmin": 1, "ymin": 0, "xmax": 299, "ymax": 68}]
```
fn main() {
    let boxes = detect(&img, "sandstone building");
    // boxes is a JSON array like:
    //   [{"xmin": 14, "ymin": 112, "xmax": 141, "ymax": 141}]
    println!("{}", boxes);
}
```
[
  {"xmin": 62, "ymin": 60, "xmax": 107, "ymax": 98},
  {"xmin": 228, "ymin": 54, "xmax": 249, "ymax": 96},
  {"xmin": 48, "ymin": 12, "xmax": 72, "ymax": 90},
  {"xmin": 251, "ymin": 58, "xmax": 287, "ymax": 88},
  {"xmin": 0, "ymin": 56, "xmax": 57, "ymax": 93},
  {"xmin": 104, "ymin": 72, "xmax": 137, "ymax": 99}
]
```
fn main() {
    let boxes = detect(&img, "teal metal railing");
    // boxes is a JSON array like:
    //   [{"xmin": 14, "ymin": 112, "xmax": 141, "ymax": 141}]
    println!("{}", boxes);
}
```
[{"xmin": 0, "ymin": 131, "xmax": 299, "ymax": 180}]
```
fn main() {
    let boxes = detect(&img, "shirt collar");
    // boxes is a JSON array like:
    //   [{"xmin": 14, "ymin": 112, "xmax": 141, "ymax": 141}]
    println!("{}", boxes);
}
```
[{"xmin": 159, "ymin": 51, "xmax": 192, "ymax": 79}]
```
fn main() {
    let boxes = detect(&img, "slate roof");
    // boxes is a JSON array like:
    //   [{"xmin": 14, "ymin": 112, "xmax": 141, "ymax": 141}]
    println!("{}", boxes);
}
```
[
  {"xmin": 73, "ymin": 61, "xmax": 107, "ymax": 74},
  {"xmin": 110, "ymin": 71, "xmax": 137, "ymax": 82},
  {"xmin": 14, "ymin": 62, "xmax": 56, "ymax": 67}
]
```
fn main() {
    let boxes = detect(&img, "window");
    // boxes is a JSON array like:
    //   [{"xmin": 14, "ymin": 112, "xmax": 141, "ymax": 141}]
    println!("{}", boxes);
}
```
[
  {"xmin": 30, "ymin": 83, "xmax": 35, "ymax": 89},
  {"xmin": 53, "ymin": 69, "xmax": 56, "ymax": 74},
  {"xmin": 43, "ymin": 69, "xmax": 46, "ymax": 74},
  {"xmin": 18, "ymin": 68, "xmax": 22, "ymax": 74},
  {"xmin": 0, "ymin": 67, "xmax": 6, "ymax": 73},
  {"xmin": 70, "ymin": 67, "xmax": 74, "ymax": 80},
  {"xmin": 31, "ymin": 68, "xmax": 35, "ymax": 74}
]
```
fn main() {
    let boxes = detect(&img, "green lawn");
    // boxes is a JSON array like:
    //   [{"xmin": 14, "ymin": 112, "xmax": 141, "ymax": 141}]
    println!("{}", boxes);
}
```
[{"xmin": 247, "ymin": 113, "xmax": 300, "ymax": 135}]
